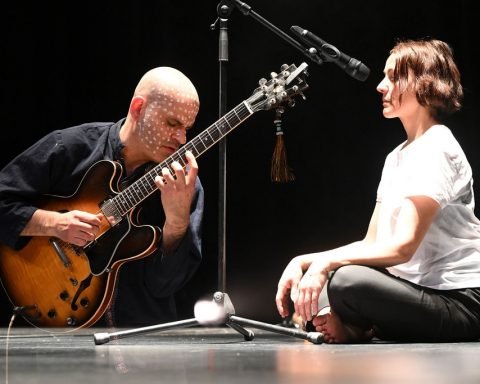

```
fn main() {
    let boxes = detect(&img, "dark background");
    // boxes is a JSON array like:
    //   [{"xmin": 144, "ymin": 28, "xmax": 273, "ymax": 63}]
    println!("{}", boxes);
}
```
[{"xmin": 1, "ymin": 0, "xmax": 478, "ymax": 325}]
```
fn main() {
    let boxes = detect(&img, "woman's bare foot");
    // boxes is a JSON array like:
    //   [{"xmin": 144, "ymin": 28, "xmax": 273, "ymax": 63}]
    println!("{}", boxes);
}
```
[
  {"xmin": 312, "ymin": 307, "xmax": 373, "ymax": 344},
  {"xmin": 291, "ymin": 312, "xmax": 306, "ymax": 330}
]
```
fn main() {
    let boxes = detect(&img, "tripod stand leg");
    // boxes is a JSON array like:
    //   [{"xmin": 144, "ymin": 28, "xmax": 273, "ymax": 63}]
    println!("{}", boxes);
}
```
[
  {"xmin": 228, "ymin": 315, "xmax": 323, "ymax": 344},
  {"xmin": 93, "ymin": 318, "xmax": 199, "ymax": 345},
  {"xmin": 226, "ymin": 320, "xmax": 255, "ymax": 341}
]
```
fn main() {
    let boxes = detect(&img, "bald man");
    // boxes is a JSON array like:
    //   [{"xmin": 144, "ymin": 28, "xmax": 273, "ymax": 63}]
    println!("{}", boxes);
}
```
[{"xmin": 0, "ymin": 67, "xmax": 204, "ymax": 327}]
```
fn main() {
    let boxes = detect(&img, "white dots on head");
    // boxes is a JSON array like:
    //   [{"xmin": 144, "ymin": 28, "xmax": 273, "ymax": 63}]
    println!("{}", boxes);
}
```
[{"xmin": 134, "ymin": 67, "xmax": 200, "ymax": 158}]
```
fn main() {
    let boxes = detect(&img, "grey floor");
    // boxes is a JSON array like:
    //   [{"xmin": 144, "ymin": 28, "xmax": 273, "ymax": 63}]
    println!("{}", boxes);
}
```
[{"xmin": 1, "ymin": 324, "xmax": 480, "ymax": 384}]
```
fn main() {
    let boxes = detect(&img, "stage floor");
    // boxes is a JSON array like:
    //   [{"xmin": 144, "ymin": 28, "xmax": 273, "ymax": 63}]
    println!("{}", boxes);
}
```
[{"xmin": 1, "ymin": 324, "xmax": 480, "ymax": 384}]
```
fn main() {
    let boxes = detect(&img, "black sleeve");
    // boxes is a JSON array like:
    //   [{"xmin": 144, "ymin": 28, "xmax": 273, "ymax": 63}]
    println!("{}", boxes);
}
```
[
  {"xmin": 143, "ymin": 177, "xmax": 204, "ymax": 298},
  {"xmin": 0, "ymin": 131, "xmax": 66, "ymax": 249},
  {"xmin": 0, "ymin": 123, "xmax": 114, "ymax": 249}
]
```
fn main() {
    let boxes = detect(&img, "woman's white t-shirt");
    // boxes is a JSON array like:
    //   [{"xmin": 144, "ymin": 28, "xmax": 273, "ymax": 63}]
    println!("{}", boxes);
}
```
[{"xmin": 377, "ymin": 125, "xmax": 480, "ymax": 289}]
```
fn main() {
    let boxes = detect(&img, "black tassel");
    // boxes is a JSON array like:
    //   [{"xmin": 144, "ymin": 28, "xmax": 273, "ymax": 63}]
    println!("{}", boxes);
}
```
[{"xmin": 271, "ymin": 107, "xmax": 295, "ymax": 183}]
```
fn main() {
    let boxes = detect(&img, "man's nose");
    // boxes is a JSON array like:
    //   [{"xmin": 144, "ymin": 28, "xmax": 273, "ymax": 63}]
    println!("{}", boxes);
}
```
[{"xmin": 172, "ymin": 128, "xmax": 187, "ymax": 144}]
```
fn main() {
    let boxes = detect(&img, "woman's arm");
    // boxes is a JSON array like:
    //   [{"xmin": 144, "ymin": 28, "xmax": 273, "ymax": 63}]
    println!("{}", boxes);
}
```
[{"xmin": 276, "ymin": 196, "xmax": 439, "ymax": 320}]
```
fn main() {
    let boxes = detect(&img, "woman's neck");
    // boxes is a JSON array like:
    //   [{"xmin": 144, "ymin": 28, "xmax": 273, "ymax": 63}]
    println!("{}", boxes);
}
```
[{"xmin": 400, "ymin": 110, "xmax": 438, "ymax": 145}]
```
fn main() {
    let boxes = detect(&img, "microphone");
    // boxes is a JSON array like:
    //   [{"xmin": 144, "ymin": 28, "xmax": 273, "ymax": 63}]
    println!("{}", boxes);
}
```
[{"xmin": 290, "ymin": 25, "xmax": 370, "ymax": 81}]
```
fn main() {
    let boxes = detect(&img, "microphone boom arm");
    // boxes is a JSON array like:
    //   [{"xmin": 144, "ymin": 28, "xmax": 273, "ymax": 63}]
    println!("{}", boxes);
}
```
[
  {"xmin": 225, "ymin": 0, "xmax": 324, "ymax": 65},
  {"xmin": 290, "ymin": 25, "xmax": 370, "ymax": 81}
]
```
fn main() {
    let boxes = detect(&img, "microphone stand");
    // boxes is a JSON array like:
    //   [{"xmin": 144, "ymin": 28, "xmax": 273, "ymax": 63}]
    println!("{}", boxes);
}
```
[
  {"xmin": 215, "ymin": 0, "xmax": 231, "ymax": 297},
  {"xmin": 208, "ymin": 0, "xmax": 323, "ymax": 318},
  {"xmin": 204, "ymin": 0, "xmax": 324, "ymax": 340},
  {"xmin": 93, "ymin": 1, "xmax": 326, "ymax": 346}
]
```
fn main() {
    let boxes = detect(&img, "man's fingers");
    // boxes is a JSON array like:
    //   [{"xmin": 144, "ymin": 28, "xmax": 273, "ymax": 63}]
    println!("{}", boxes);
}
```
[
  {"xmin": 185, "ymin": 150, "xmax": 198, "ymax": 179},
  {"xmin": 171, "ymin": 161, "xmax": 186, "ymax": 185},
  {"xmin": 161, "ymin": 167, "xmax": 175, "ymax": 183}
]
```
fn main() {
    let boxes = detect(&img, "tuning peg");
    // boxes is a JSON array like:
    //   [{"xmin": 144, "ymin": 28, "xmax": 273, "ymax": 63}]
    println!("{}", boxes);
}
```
[
  {"xmin": 258, "ymin": 78, "xmax": 267, "ymax": 86},
  {"xmin": 288, "ymin": 99, "xmax": 296, "ymax": 108},
  {"xmin": 300, "ymin": 92, "xmax": 307, "ymax": 100},
  {"xmin": 270, "ymin": 72, "xmax": 278, "ymax": 79},
  {"xmin": 280, "ymin": 64, "xmax": 289, "ymax": 71}
]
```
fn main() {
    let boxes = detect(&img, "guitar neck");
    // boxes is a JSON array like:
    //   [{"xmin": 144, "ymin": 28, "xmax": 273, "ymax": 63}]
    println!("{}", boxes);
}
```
[{"xmin": 108, "ymin": 101, "xmax": 254, "ymax": 216}]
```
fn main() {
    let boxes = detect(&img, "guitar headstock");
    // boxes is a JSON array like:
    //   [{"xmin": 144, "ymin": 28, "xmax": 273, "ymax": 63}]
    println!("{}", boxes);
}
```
[{"xmin": 246, "ymin": 62, "xmax": 309, "ymax": 113}]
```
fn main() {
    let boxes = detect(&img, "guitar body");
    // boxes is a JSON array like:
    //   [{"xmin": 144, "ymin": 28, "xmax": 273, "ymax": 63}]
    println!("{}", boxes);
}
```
[{"xmin": 0, "ymin": 160, "xmax": 161, "ymax": 331}]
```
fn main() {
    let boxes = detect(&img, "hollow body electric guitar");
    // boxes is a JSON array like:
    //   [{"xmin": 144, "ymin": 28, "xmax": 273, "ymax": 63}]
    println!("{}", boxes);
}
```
[{"xmin": 0, "ymin": 63, "xmax": 309, "ymax": 331}]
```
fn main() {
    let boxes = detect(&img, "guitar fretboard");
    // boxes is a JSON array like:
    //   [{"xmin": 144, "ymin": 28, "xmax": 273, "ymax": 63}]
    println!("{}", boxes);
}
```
[{"xmin": 101, "ymin": 101, "xmax": 254, "ymax": 220}]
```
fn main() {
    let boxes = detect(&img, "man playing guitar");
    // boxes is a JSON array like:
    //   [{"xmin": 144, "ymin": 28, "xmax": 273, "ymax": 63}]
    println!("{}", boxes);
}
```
[{"xmin": 0, "ymin": 67, "xmax": 204, "ymax": 329}]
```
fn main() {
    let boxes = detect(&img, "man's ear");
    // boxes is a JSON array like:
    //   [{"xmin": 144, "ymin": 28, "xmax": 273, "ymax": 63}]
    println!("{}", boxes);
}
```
[{"xmin": 129, "ymin": 96, "xmax": 145, "ymax": 119}]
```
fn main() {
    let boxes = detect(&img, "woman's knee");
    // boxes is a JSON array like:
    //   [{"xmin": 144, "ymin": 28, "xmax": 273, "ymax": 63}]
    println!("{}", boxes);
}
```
[
  {"xmin": 328, "ymin": 265, "xmax": 382, "ymax": 298},
  {"xmin": 326, "ymin": 265, "xmax": 381, "ymax": 328}
]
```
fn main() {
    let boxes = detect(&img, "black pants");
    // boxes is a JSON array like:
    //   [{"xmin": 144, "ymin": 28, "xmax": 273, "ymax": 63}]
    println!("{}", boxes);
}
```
[{"xmin": 322, "ymin": 265, "xmax": 480, "ymax": 342}]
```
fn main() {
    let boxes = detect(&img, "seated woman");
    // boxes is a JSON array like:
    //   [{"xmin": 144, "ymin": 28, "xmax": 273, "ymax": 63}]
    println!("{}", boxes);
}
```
[{"xmin": 275, "ymin": 38, "xmax": 480, "ymax": 343}]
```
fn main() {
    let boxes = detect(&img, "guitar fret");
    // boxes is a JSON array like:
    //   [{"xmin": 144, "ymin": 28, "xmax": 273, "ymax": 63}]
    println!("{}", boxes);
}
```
[
  {"xmin": 228, "ymin": 110, "xmax": 241, "ymax": 126},
  {"xmin": 224, "ymin": 116, "xmax": 233, "ymax": 129},
  {"xmin": 116, "ymin": 194, "xmax": 128, "ymax": 213},
  {"xmin": 137, "ymin": 178, "xmax": 148, "ymax": 196},
  {"xmin": 217, "ymin": 126, "xmax": 226, "ymax": 136},
  {"xmin": 130, "ymin": 184, "xmax": 140, "ymax": 201},
  {"xmin": 109, "ymin": 200, "xmax": 122, "ymax": 216},
  {"xmin": 129, "ymin": 189, "xmax": 138, "ymax": 204},
  {"xmin": 153, "ymin": 167, "xmax": 161, "ymax": 180},
  {"xmin": 232, "ymin": 108, "xmax": 241, "ymax": 120},
  {"xmin": 125, "ymin": 190, "xmax": 136, "ymax": 206},
  {"xmin": 135, "ymin": 183, "xmax": 146, "ymax": 200},
  {"xmin": 205, "ymin": 130, "xmax": 215, "ymax": 142},
  {"xmin": 209, "ymin": 126, "xmax": 222, "ymax": 142},
  {"xmin": 170, "ymin": 152, "xmax": 182, "ymax": 166},
  {"xmin": 191, "ymin": 137, "xmax": 206, "ymax": 155}
]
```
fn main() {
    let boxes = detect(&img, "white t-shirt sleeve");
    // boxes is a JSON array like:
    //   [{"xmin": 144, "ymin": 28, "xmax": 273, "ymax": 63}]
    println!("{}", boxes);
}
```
[{"xmin": 402, "ymin": 148, "xmax": 458, "ymax": 208}]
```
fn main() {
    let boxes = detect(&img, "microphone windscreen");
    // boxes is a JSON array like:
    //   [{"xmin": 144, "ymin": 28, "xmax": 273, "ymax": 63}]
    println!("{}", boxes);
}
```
[{"xmin": 194, "ymin": 299, "xmax": 227, "ymax": 325}]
